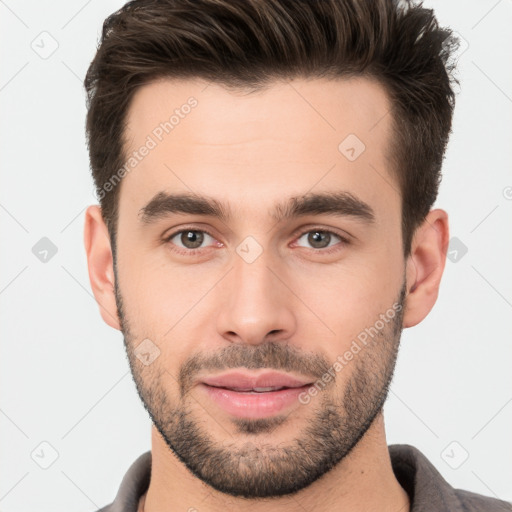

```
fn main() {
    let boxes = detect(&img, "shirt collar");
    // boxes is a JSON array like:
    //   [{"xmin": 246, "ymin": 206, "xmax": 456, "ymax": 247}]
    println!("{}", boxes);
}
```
[{"xmin": 389, "ymin": 444, "xmax": 463, "ymax": 512}]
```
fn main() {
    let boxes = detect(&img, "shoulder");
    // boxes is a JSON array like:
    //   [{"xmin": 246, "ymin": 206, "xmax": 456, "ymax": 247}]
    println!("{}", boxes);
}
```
[
  {"xmin": 389, "ymin": 444, "xmax": 511, "ymax": 512},
  {"xmin": 454, "ymin": 488, "xmax": 512, "ymax": 512}
]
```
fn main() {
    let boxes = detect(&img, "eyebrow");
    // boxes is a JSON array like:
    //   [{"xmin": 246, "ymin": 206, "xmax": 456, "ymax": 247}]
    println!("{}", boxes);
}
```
[{"xmin": 138, "ymin": 190, "xmax": 376, "ymax": 225}]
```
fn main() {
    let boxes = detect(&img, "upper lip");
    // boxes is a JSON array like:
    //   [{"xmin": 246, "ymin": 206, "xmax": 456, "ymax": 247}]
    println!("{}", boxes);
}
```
[{"xmin": 200, "ymin": 371, "xmax": 314, "ymax": 391}]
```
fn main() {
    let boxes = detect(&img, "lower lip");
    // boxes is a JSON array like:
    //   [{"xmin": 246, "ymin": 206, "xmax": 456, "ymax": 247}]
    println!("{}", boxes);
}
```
[{"xmin": 199, "ymin": 383, "xmax": 312, "ymax": 419}]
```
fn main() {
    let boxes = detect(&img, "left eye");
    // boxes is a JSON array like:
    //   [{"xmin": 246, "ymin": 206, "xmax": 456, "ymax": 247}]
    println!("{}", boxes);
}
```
[{"xmin": 295, "ymin": 230, "xmax": 344, "ymax": 249}]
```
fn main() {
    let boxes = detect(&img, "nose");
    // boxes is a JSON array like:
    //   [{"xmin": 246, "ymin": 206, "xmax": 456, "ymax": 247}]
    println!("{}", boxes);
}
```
[{"xmin": 216, "ymin": 252, "xmax": 297, "ymax": 346}]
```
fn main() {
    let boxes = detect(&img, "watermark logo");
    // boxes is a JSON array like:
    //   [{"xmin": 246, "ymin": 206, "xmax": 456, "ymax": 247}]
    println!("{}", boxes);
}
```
[
  {"xmin": 447, "ymin": 236, "xmax": 468, "ymax": 263},
  {"xmin": 338, "ymin": 133, "xmax": 366, "ymax": 162},
  {"xmin": 236, "ymin": 236, "xmax": 264, "ymax": 264},
  {"xmin": 31, "ymin": 31, "xmax": 59, "ymax": 60},
  {"xmin": 134, "ymin": 338, "xmax": 161, "ymax": 366},
  {"xmin": 441, "ymin": 441, "xmax": 469, "ymax": 470},
  {"xmin": 31, "ymin": 441, "xmax": 59, "ymax": 469},
  {"xmin": 32, "ymin": 237, "xmax": 58, "ymax": 263}
]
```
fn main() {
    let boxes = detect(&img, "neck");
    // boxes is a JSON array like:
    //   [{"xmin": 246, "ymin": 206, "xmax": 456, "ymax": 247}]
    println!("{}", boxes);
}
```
[{"xmin": 142, "ymin": 412, "xmax": 410, "ymax": 512}]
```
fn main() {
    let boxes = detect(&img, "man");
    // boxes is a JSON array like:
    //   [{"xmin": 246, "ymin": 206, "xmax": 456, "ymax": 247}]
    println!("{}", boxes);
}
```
[{"xmin": 83, "ymin": 0, "xmax": 511, "ymax": 511}]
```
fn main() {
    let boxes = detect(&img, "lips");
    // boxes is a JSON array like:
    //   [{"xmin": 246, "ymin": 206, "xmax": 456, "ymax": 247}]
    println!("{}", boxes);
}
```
[
  {"xmin": 200, "ymin": 371, "xmax": 313, "ymax": 392},
  {"xmin": 198, "ymin": 371, "xmax": 314, "ymax": 419}
]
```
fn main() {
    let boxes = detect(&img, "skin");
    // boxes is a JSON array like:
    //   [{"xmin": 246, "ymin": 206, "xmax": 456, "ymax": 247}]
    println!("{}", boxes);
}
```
[{"xmin": 84, "ymin": 77, "xmax": 449, "ymax": 512}]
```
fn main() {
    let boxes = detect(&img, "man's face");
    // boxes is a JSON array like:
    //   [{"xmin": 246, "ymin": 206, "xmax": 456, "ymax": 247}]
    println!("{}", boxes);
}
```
[{"xmin": 114, "ymin": 77, "xmax": 407, "ymax": 497}]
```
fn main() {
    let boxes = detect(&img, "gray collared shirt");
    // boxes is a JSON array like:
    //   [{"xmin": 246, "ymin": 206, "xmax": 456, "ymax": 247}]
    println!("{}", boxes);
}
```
[{"xmin": 97, "ymin": 444, "xmax": 512, "ymax": 511}]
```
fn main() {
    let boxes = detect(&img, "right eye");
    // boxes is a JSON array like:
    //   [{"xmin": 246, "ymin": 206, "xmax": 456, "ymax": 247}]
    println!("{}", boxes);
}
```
[{"xmin": 164, "ymin": 228, "xmax": 222, "ymax": 255}]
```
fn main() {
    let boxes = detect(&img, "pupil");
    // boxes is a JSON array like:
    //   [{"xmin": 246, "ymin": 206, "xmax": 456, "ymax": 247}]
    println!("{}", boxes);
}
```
[
  {"xmin": 182, "ymin": 230, "xmax": 203, "ymax": 249},
  {"xmin": 308, "ymin": 231, "xmax": 330, "ymax": 248}
]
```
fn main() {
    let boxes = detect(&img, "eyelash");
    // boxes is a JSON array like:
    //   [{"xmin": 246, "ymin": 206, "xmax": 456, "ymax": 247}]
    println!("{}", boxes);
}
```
[{"xmin": 163, "ymin": 226, "xmax": 350, "ymax": 256}]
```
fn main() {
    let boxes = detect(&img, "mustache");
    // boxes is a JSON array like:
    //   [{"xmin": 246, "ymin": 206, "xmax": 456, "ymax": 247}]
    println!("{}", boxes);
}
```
[{"xmin": 178, "ymin": 341, "xmax": 333, "ymax": 396}]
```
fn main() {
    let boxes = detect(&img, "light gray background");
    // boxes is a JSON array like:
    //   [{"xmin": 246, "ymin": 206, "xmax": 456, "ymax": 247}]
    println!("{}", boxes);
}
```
[{"xmin": 1, "ymin": 1, "xmax": 511, "ymax": 510}]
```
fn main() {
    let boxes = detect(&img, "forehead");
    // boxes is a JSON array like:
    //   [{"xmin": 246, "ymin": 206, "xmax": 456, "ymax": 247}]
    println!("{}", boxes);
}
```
[
  {"xmin": 124, "ymin": 76, "xmax": 392, "ymax": 149},
  {"xmin": 120, "ymin": 76, "xmax": 398, "ymax": 223}
]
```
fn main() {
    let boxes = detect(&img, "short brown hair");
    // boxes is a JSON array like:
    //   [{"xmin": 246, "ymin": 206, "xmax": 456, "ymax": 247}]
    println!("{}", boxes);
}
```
[{"xmin": 84, "ymin": 0, "xmax": 459, "ymax": 258}]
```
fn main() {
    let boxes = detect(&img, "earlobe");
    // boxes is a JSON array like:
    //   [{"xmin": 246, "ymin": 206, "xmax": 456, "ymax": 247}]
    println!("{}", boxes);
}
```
[
  {"xmin": 402, "ymin": 209, "xmax": 450, "ymax": 328},
  {"xmin": 83, "ymin": 205, "xmax": 121, "ymax": 330}
]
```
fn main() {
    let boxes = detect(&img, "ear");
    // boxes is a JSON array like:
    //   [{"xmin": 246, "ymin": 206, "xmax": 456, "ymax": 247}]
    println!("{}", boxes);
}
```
[
  {"xmin": 403, "ymin": 209, "xmax": 450, "ymax": 328},
  {"xmin": 83, "ymin": 205, "xmax": 121, "ymax": 330}
]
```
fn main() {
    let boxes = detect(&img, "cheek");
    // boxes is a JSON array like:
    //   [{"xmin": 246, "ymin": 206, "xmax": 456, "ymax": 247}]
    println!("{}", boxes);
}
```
[
  {"xmin": 117, "ymin": 247, "xmax": 205, "ymax": 324},
  {"xmin": 118, "ymin": 261, "xmax": 228, "ymax": 381},
  {"xmin": 289, "ymin": 259, "xmax": 401, "ymax": 354}
]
